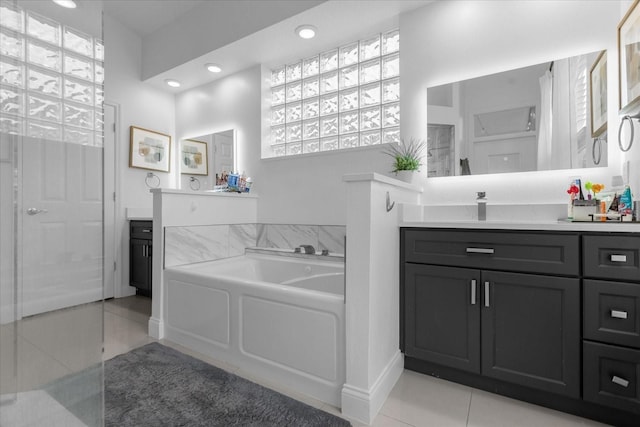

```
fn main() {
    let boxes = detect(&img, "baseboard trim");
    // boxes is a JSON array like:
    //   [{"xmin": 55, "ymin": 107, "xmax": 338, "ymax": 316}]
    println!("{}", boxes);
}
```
[
  {"xmin": 148, "ymin": 316, "xmax": 164, "ymax": 339},
  {"xmin": 341, "ymin": 350, "xmax": 404, "ymax": 424}
]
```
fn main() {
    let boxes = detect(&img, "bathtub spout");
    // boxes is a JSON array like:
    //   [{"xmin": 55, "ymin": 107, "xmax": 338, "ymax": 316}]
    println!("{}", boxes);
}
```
[{"xmin": 298, "ymin": 245, "xmax": 316, "ymax": 254}]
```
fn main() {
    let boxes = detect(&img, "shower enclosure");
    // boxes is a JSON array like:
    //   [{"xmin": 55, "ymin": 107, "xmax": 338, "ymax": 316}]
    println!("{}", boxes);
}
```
[{"xmin": 1, "ymin": 1, "xmax": 105, "ymax": 425}]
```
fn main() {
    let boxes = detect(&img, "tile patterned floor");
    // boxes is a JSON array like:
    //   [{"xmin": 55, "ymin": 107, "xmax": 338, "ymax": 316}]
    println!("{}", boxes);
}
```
[{"xmin": 1, "ymin": 296, "xmax": 611, "ymax": 426}]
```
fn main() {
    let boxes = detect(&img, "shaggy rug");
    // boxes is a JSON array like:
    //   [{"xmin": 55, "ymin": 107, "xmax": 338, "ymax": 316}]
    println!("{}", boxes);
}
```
[{"xmin": 104, "ymin": 342, "xmax": 351, "ymax": 427}]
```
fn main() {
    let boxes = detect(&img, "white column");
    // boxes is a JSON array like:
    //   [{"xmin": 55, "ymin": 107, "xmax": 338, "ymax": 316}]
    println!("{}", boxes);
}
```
[{"xmin": 341, "ymin": 173, "xmax": 422, "ymax": 424}]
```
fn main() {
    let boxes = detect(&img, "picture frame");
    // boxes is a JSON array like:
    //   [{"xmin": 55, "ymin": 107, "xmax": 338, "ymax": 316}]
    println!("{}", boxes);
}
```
[
  {"xmin": 589, "ymin": 50, "xmax": 607, "ymax": 138},
  {"xmin": 129, "ymin": 126, "xmax": 171, "ymax": 172},
  {"xmin": 618, "ymin": 0, "xmax": 640, "ymax": 113},
  {"xmin": 181, "ymin": 139, "xmax": 209, "ymax": 176}
]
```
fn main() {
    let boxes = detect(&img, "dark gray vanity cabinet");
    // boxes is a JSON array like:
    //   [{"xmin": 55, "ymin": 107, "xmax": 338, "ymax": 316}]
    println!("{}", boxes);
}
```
[
  {"xmin": 582, "ymin": 234, "xmax": 640, "ymax": 414},
  {"xmin": 129, "ymin": 220, "xmax": 152, "ymax": 297},
  {"xmin": 402, "ymin": 228, "xmax": 581, "ymax": 397},
  {"xmin": 401, "ymin": 227, "xmax": 640, "ymax": 425}
]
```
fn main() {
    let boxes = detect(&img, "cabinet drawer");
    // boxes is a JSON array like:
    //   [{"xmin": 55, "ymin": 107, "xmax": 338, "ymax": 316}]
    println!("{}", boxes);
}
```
[
  {"xmin": 584, "ymin": 280, "xmax": 640, "ymax": 349},
  {"xmin": 583, "ymin": 235, "xmax": 640, "ymax": 281},
  {"xmin": 583, "ymin": 341, "xmax": 640, "ymax": 414},
  {"xmin": 402, "ymin": 229, "xmax": 579, "ymax": 275},
  {"xmin": 130, "ymin": 220, "xmax": 153, "ymax": 239}
]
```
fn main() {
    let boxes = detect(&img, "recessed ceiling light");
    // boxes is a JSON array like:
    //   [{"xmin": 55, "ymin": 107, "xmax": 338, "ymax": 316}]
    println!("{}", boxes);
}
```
[
  {"xmin": 295, "ymin": 25, "xmax": 317, "ymax": 40},
  {"xmin": 205, "ymin": 63, "xmax": 222, "ymax": 73},
  {"xmin": 51, "ymin": 0, "xmax": 77, "ymax": 8},
  {"xmin": 165, "ymin": 79, "xmax": 181, "ymax": 88}
]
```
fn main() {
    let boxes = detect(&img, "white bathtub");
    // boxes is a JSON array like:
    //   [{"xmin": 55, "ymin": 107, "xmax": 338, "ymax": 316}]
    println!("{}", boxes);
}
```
[{"xmin": 162, "ymin": 253, "xmax": 345, "ymax": 406}]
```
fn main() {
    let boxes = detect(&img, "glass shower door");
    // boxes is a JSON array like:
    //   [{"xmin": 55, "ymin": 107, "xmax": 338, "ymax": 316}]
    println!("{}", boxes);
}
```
[{"xmin": 0, "ymin": 1, "xmax": 105, "ymax": 425}]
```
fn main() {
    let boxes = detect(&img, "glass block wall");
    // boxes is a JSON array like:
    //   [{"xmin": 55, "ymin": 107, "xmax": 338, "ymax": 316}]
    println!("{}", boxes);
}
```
[
  {"xmin": 0, "ymin": 1, "xmax": 104, "ymax": 146},
  {"xmin": 268, "ymin": 29, "xmax": 400, "ymax": 157}
]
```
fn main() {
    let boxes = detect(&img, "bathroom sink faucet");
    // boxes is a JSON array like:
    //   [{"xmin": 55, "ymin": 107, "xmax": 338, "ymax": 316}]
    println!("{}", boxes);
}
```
[{"xmin": 298, "ymin": 245, "xmax": 316, "ymax": 254}]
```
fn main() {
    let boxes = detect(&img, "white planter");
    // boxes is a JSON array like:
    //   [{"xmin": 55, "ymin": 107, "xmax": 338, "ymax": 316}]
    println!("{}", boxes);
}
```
[{"xmin": 395, "ymin": 170, "xmax": 419, "ymax": 185}]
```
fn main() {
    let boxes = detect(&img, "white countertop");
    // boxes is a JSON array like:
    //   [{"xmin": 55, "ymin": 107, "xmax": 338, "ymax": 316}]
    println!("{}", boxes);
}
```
[{"xmin": 400, "ymin": 220, "xmax": 640, "ymax": 233}]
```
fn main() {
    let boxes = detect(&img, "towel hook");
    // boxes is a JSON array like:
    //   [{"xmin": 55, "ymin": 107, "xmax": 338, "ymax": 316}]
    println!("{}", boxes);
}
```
[
  {"xmin": 386, "ymin": 191, "xmax": 395, "ymax": 212},
  {"xmin": 618, "ymin": 113, "xmax": 640, "ymax": 152},
  {"xmin": 592, "ymin": 137, "xmax": 606, "ymax": 165},
  {"xmin": 145, "ymin": 172, "xmax": 160, "ymax": 188},
  {"xmin": 189, "ymin": 176, "xmax": 201, "ymax": 191}
]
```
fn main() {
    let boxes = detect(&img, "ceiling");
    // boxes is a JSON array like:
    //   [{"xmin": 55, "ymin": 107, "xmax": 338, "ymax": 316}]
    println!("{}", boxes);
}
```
[
  {"xmin": 100, "ymin": 0, "xmax": 432, "ymax": 93},
  {"xmin": 102, "ymin": 0, "xmax": 208, "ymax": 38}
]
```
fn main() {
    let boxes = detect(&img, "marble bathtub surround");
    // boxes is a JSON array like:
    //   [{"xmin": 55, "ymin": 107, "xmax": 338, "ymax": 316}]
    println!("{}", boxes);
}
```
[
  {"xmin": 257, "ymin": 224, "xmax": 346, "ymax": 254},
  {"xmin": 165, "ymin": 223, "xmax": 345, "ymax": 267},
  {"xmin": 164, "ymin": 224, "xmax": 256, "ymax": 267}
]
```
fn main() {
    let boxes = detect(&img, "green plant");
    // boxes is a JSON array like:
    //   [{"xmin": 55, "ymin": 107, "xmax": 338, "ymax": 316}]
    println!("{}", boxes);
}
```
[{"xmin": 384, "ymin": 138, "xmax": 426, "ymax": 172}]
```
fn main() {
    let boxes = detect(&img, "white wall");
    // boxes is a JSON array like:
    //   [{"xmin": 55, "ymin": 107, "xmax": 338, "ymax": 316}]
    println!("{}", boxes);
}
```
[
  {"xmin": 401, "ymin": 0, "xmax": 629, "ymax": 206},
  {"xmin": 104, "ymin": 14, "xmax": 176, "ymax": 296}
]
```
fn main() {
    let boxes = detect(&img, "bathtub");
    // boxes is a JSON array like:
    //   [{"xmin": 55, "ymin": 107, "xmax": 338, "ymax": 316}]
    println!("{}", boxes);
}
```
[{"xmin": 162, "ymin": 252, "xmax": 345, "ymax": 406}]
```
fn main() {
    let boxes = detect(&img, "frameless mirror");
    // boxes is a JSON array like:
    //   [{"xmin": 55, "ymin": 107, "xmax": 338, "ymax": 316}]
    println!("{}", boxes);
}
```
[
  {"xmin": 180, "ymin": 129, "xmax": 236, "ymax": 190},
  {"xmin": 427, "ymin": 50, "xmax": 607, "ymax": 177}
]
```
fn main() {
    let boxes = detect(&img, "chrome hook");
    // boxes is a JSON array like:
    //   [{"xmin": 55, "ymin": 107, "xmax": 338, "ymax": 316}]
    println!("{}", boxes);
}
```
[{"xmin": 386, "ymin": 191, "xmax": 395, "ymax": 212}]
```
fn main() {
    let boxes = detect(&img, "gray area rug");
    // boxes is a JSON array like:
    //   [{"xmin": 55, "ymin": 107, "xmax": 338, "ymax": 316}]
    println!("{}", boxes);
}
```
[{"xmin": 105, "ymin": 342, "xmax": 351, "ymax": 427}]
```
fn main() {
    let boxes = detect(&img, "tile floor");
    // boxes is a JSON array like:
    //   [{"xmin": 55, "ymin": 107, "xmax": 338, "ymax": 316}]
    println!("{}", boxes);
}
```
[{"xmin": 1, "ymin": 296, "xmax": 611, "ymax": 427}]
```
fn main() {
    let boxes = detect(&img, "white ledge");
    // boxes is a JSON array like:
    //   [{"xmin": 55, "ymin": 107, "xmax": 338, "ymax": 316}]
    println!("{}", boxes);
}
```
[
  {"xmin": 343, "ymin": 172, "xmax": 423, "ymax": 192},
  {"xmin": 150, "ymin": 188, "xmax": 258, "ymax": 198},
  {"xmin": 401, "ymin": 220, "xmax": 640, "ymax": 233}
]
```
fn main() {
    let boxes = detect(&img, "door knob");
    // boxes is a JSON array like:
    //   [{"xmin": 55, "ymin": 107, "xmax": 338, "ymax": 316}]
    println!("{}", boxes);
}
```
[{"xmin": 26, "ymin": 208, "xmax": 48, "ymax": 215}]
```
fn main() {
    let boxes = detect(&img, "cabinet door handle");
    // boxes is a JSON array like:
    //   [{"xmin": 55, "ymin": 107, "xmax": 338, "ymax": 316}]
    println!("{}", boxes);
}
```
[
  {"xmin": 484, "ymin": 282, "xmax": 490, "ymax": 307},
  {"xmin": 611, "ymin": 310, "xmax": 628, "ymax": 319},
  {"xmin": 466, "ymin": 247, "xmax": 495, "ymax": 254},
  {"xmin": 143, "ymin": 245, "xmax": 147, "ymax": 257},
  {"xmin": 610, "ymin": 254, "xmax": 627, "ymax": 263},
  {"xmin": 471, "ymin": 280, "xmax": 477, "ymax": 305},
  {"xmin": 612, "ymin": 375, "xmax": 629, "ymax": 388}
]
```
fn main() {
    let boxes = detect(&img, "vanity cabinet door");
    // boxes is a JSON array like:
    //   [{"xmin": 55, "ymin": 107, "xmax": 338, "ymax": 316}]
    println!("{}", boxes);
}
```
[
  {"xmin": 404, "ymin": 264, "xmax": 481, "ymax": 373},
  {"xmin": 130, "ymin": 238, "xmax": 151, "ymax": 293},
  {"xmin": 481, "ymin": 271, "xmax": 580, "ymax": 397}
]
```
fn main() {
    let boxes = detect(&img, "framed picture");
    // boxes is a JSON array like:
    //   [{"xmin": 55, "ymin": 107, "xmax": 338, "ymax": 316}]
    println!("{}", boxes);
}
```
[
  {"xmin": 181, "ymin": 139, "xmax": 208, "ymax": 175},
  {"xmin": 618, "ymin": 0, "xmax": 640, "ymax": 113},
  {"xmin": 590, "ymin": 50, "xmax": 607, "ymax": 137},
  {"xmin": 129, "ymin": 126, "xmax": 171, "ymax": 172}
]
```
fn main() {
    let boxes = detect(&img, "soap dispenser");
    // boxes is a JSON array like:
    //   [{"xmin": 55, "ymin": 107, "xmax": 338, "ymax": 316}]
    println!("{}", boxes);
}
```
[{"xmin": 477, "ymin": 192, "xmax": 487, "ymax": 221}]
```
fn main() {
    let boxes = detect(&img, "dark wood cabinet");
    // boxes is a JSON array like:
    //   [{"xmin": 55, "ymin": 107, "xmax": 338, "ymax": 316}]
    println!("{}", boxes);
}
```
[
  {"xmin": 129, "ymin": 220, "xmax": 152, "ymax": 297},
  {"xmin": 481, "ymin": 270, "xmax": 579, "ymax": 397},
  {"xmin": 401, "ymin": 228, "xmax": 640, "ymax": 426},
  {"xmin": 404, "ymin": 264, "xmax": 481, "ymax": 373},
  {"xmin": 404, "ymin": 253, "xmax": 580, "ymax": 397}
]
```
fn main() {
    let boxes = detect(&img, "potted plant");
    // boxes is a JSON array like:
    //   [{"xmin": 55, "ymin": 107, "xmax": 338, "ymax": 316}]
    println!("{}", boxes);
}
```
[{"xmin": 383, "ymin": 137, "xmax": 426, "ymax": 184}]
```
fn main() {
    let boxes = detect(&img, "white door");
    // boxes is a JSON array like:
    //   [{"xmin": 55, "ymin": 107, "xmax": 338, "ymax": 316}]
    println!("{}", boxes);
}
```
[
  {"xmin": 213, "ymin": 130, "xmax": 235, "ymax": 174},
  {"xmin": 20, "ymin": 137, "xmax": 103, "ymax": 317}
]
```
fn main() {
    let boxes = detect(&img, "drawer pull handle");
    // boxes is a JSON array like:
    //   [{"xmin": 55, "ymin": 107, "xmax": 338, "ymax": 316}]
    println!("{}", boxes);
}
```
[
  {"xmin": 612, "ymin": 375, "xmax": 629, "ymax": 388},
  {"xmin": 611, "ymin": 310, "xmax": 628, "ymax": 319},
  {"xmin": 610, "ymin": 254, "xmax": 627, "ymax": 263},
  {"xmin": 142, "ymin": 229, "xmax": 152, "ymax": 233},
  {"xmin": 466, "ymin": 247, "xmax": 495, "ymax": 255},
  {"xmin": 484, "ymin": 282, "xmax": 490, "ymax": 308},
  {"xmin": 471, "ymin": 280, "xmax": 477, "ymax": 305}
]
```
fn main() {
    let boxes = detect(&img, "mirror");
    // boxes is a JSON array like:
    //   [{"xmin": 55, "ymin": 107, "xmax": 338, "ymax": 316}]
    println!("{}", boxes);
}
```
[
  {"xmin": 427, "ymin": 50, "xmax": 607, "ymax": 177},
  {"xmin": 180, "ymin": 129, "xmax": 236, "ymax": 190}
]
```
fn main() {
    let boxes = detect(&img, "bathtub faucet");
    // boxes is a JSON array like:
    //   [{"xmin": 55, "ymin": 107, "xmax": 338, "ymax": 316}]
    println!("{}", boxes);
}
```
[{"xmin": 296, "ymin": 245, "xmax": 316, "ymax": 254}]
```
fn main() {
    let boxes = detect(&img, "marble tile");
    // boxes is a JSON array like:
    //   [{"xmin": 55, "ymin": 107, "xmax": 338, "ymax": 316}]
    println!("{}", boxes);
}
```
[
  {"xmin": 256, "ymin": 223, "xmax": 268, "ymax": 247},
  {"xmin": 229, "ymin": 223, "xmax": 257, "ymax": 257},
  {"xmin": 0, "ymin": 390, "xmax": 87, "ymax": 427},
  {"xmin": 164, "ymin": 225, "xmax": 229, "ymax": 267},
  {"xmin": 265, "ymin": 224, "xmax": 319, "ymax": 250},
  {"xmin": 318, "ymin": 225, "xmax": 346, "ymax": 254}
]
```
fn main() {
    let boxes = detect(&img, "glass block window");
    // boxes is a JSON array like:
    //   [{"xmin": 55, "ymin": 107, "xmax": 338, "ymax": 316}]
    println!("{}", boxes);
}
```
[
  {"xmin": 0, "ymin": 2, "xmax": 103, "ymax": 146},
  {"xmin": 268, "ymin": 29, "xmax": 399, "ymax": 157}
]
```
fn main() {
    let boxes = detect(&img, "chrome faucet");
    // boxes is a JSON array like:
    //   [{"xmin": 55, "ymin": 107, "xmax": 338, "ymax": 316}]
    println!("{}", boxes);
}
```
[{"xmin": 297, "ymin": 245, "xmax": 316, "ymax": 254}]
